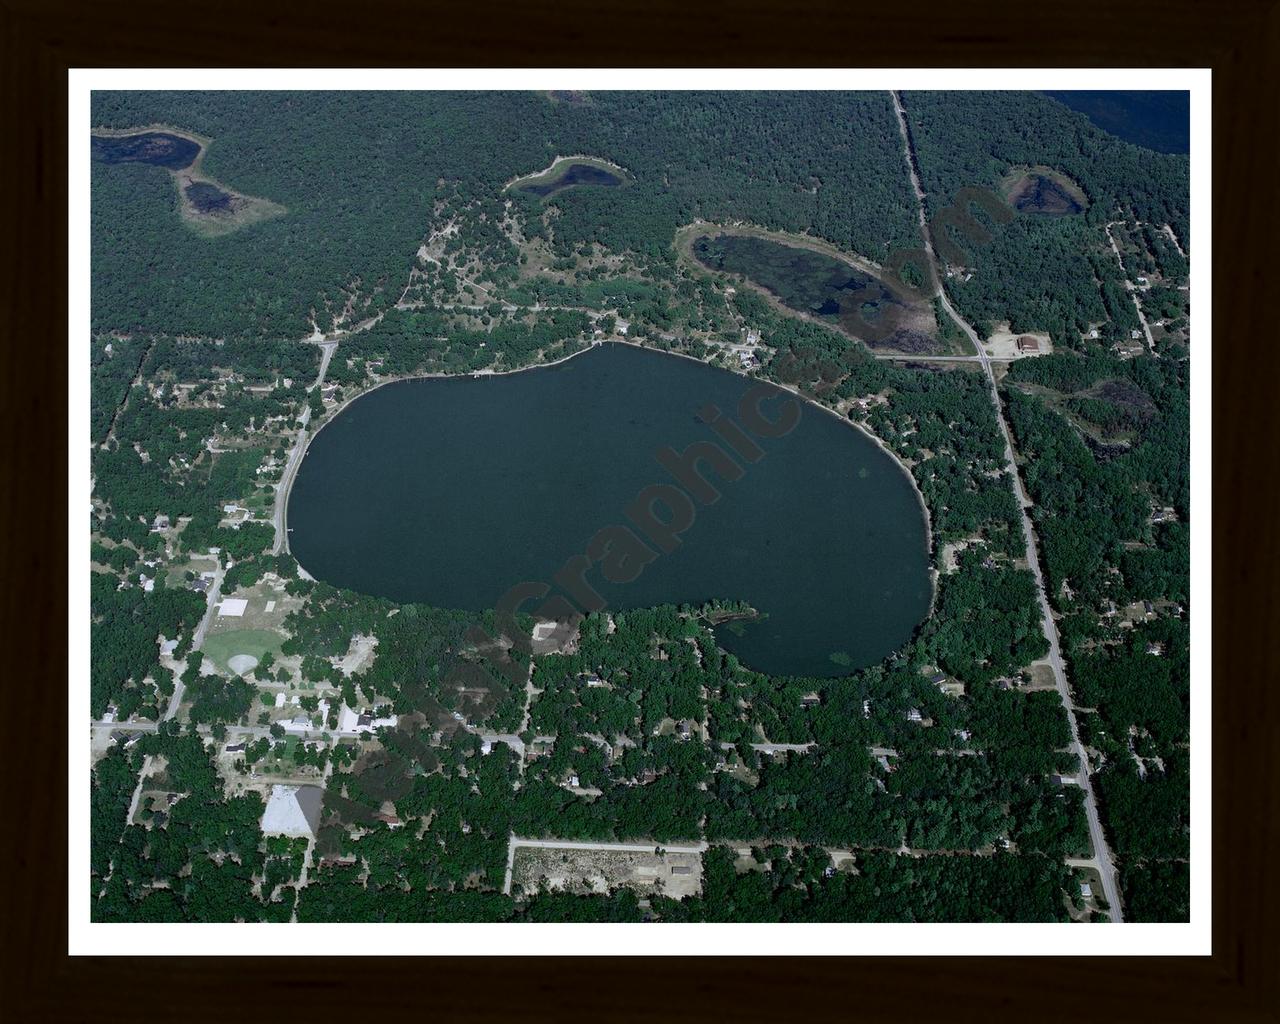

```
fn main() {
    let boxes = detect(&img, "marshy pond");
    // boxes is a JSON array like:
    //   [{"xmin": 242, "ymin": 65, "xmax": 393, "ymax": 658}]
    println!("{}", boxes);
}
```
[
  {"xmin": 692, "ymin": 233, "xmax": 938, "ymax": 354},
  {"xmin": 287, "ymin": 344, "xmax": 931, "ymax": 677},
  {"xmin": 1003, "ymin": 170, "xmax": 1088, "ymax": 217},
  {"xmin": 91, "ymin": 131, "xmax": 201, "ymax": 170},
  {"xmin": 184, "ymin": 181, "xmax": 235, "ymax": 214}
]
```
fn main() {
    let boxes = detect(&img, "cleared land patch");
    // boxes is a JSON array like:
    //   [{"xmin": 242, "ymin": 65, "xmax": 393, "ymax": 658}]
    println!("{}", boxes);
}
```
[
  {"xmin": 201, "ymin": 629, "xmax": 283, "ymax": 675},
  {"xmin": 512, "ymin": 846, "xmax": 704, "ymax": 900}
]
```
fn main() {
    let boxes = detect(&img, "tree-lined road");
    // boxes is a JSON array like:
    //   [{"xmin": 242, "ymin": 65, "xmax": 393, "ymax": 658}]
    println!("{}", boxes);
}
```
[{"xmin": 892, "ymin": 90, "xmax": 1125, "ymax": 921}]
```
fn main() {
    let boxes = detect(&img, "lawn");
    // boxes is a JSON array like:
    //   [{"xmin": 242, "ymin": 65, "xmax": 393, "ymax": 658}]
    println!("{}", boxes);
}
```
[{"xmin": 201, "ymin": 628, "xmax": 283, "ymax": 673}]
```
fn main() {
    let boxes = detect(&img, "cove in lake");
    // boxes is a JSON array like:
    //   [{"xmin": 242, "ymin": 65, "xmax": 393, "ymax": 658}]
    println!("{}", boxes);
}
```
[
  {"xmin": 91, "ymin": 131, "xmax": 201, "ymax": 170},
  {"xmin": 1044, "ymin": 91, "xmax": 1190, "ymax": 155},
  {"xmin": 517, "ymin": 162, "xmax": 624, "ymax": 198},
  {"xmin": 287, "ymin": 344, "xmax": 931, "ymax": 678},
  {"xmin": 692, "ymin": 234, "xmax": 937, "ymax": 354}
]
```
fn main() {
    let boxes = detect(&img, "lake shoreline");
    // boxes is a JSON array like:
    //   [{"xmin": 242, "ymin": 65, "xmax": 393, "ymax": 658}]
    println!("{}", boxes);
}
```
[
  {"xmin": 286, "ymin": 338, "xmax": 937, "ymax": 666},
  {"xmin": 293, "ymin": 338, "xmax": 933, "ymax": 569}
]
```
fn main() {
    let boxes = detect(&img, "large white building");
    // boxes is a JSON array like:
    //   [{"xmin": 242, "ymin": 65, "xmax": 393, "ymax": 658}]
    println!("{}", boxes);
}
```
[{"xmin": 260, "ymin": 784, "xmax": 324, "ymax": 838}]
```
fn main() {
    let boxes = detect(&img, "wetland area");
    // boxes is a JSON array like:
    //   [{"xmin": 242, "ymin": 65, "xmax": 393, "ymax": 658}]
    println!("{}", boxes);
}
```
[{"xmin": 691, "ymin": 232, "xmax": 939, "ymax": 354}]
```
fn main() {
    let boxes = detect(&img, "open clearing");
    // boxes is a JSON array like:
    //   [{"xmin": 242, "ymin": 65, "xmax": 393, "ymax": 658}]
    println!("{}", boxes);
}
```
[
  {"xmin": 201, "ymin": 629, "xmax": 283, "ymax": 675},
  {"xmin": 227, "ymin": 653, "xmax": 259, "ymax": 675},
  {"xmin": 512, "ymin": 846, "xmax": 704, "ymax": 900},
  {"xmin": 983, "ymin": 324, "xmax": 1053, "ymax": 359}
]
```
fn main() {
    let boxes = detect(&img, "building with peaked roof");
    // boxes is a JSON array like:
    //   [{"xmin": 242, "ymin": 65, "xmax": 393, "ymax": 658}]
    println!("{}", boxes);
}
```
[{"xmin": 260, "ymin": 784, "xmax": 324, "ymax": 838}]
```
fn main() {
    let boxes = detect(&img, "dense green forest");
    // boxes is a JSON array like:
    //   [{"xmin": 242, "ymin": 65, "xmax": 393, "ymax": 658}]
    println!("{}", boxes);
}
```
[
  {"xmin": 1001, "ymin": 352, "xmax": 1190, "ymax": 920},
  {"xmin": 92, "ymin": 91, "xmax": 918, "ymax": 338},
  {"xmin": 89, "ymin": 91, "xmax": 1190, "ymax": 924},
  {"xmin": 901, "ymin": 91, "xmax": 1189, "ymax": 349}
]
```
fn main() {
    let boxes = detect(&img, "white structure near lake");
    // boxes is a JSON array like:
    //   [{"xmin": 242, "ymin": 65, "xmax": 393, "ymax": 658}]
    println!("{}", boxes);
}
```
[{"xmin": 217, "ymin": 598, "xmax": 248, "ymax": 617}]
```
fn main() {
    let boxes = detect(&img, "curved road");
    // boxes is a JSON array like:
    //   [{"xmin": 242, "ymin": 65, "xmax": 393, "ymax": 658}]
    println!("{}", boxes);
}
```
[
  {"xmin": 272, "ymin": 339, "xmax": 336, "ymax": 556},
  {"xmin": 891, "ymin": 90, "xmax": 1125, "ymax": 920}
]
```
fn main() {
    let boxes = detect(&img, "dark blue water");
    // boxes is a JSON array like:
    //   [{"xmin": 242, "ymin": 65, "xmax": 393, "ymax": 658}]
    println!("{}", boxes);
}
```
[
  {"xmin": 91, "ymin": 131, "xmax": 202, "ymax": 170},
  {"xmin": 1045, "ymin": 91, "xmax": 1190, "ymax": 155},
  {"xmin": 288, "ymin": 344, "xmax": 931, "ymax": 678},
  {"xmin": 185, "ymin": 181, "xmax": 233, "ymax": 213},
  {"xmin": 518, "ymin": 163, "xmax": 623, "ymax": 198}
]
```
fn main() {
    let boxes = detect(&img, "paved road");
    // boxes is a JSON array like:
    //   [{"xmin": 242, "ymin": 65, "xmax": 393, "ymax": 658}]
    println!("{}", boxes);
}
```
[
  {"xmin": 272, "ymin": 408, "xmax": 311, "ymax": 556},
  {"xmin": 875, "ymin": 353, "xmax": 981, "ymax": 363},
  {"xmin": 93, "ymin": 717, "xmax": 383, "ymax": 746},
  {"xmin": 473, "ymin": 731, "xmax": 526, "ymax": 758},
  {"xmin": 892, "ymin": 90, "xmax": 1125, "ymax": 921},
  {"xmin": 161, "ymin": 563, "xmax": 226, "ymax": 721},
  {"xmin": 272, "ymin": 338, "xmax": 338, "ymax": 556},
  {"xmin": 92, "ymin": 720, "xmax": 158, "ymax": 734},
  {"xmin": 715, "ymin": 740, "xmax": 816, "ymax": 755},
  {"xmin": 312, "ymin": 339, "xmax": 337, "ymax": 388}
]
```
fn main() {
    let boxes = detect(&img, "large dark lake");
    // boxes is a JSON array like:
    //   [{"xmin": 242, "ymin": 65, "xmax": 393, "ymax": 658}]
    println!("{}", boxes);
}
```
[
  {"xmin": 91, "ymin": 131, "xmax": 201, "ymax": 170},
  {"xmin": 1044, "ymin": 91, "xmax": 1190, "ymax": 155},
  {"xmin": 287, "ymin": 344, "xmax": 931, "ymax": 678}
]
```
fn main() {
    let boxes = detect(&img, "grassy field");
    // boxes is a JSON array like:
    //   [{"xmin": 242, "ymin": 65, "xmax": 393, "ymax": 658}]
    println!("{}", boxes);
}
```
[{"xmin": 201, "ymin": 628, "xmax": 283, "ymax": 673}]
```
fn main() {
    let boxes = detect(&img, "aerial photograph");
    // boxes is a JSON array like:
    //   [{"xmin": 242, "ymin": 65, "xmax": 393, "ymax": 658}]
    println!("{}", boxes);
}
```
[{"xmin": 87, "ymin": 86, "xmax": 1191, "ymax": 927}]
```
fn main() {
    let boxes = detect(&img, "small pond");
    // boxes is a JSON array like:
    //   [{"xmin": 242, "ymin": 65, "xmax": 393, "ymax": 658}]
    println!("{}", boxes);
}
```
[
  {"xmin": 517, "ymin": 162, "xmax": 624, "ymax": 198},
  {"xmin": 1007, "ymin": 173, "xmax": 1086, "ymax": 217},
  {"xmin": 185, "ymin": 181, "xmax": 234, "ymax": 214},
  {"xmin": 91, "ymin": 131, "xmax": 201, "ymax": 171}
]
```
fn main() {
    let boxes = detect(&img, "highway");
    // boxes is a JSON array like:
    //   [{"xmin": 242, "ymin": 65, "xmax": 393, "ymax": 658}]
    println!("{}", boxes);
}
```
[
  {"xmin": 892, "ymin": 90, "xmax": 1125, "ymax": 920},
  {"xmin": 271, "ymin": 412, "xmax": 309, "ymax": 556},
  {"xmin": 272, "ymin": 338, "xmax": 336, "ymax": 556}
]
